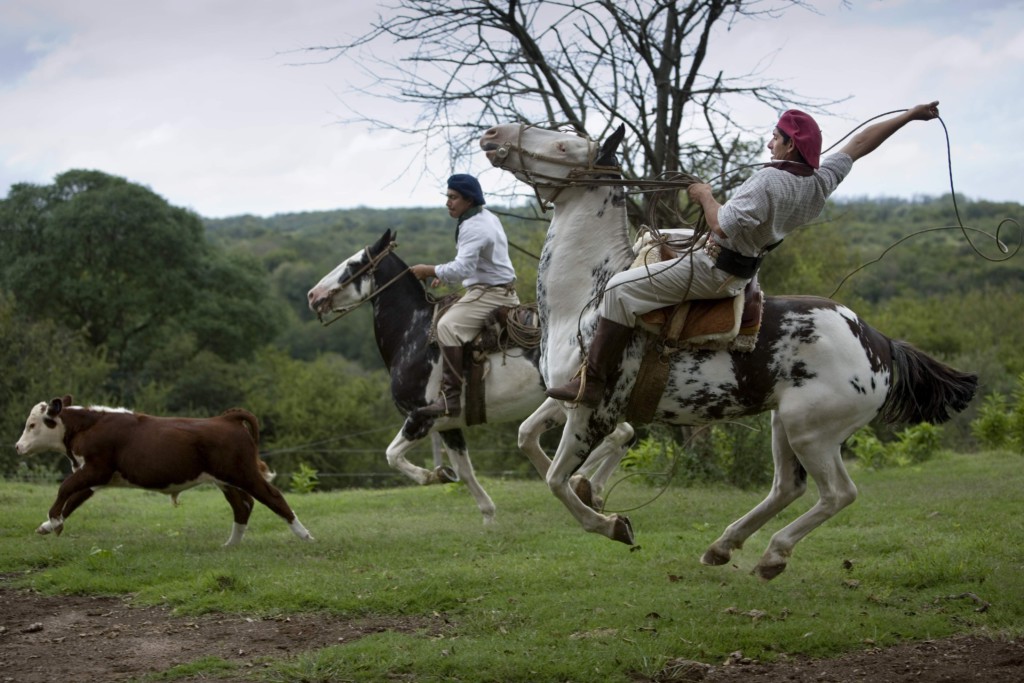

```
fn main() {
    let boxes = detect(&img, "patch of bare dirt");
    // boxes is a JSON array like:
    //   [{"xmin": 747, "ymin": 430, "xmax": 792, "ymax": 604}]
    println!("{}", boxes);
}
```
[
  {"xmin": 1, "ymin": 584, "xmax": 1021, "ymax": 683},
  {"xmin": 651, "ymin": 635, "xmax": 1024, "ymax": 683},
  {"xmin": 0, "ymin": 586, "xmax": 442, "ymax": 682}
]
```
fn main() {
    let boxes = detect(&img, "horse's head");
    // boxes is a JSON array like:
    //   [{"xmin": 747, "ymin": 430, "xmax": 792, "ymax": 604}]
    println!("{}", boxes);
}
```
[
  {"xmin": 307, "ymin": 229, "xmax": 399, "ymax": 322},
  {"xmin": 480, "ymin": 123, "xmax": 625, "ymax": 197}
]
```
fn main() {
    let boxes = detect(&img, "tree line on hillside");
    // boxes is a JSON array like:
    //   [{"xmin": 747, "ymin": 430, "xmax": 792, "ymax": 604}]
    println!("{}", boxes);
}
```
[{"xmin": 1, "ymin": 169, "xmax": 1021, "ymax": 486}]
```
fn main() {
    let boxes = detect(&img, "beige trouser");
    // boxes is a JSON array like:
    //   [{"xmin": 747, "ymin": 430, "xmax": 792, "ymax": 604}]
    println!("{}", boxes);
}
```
[
  {"xmin": 437, "ymin": 284, "xmax": 520, "ymax": 346},
  {"xmin": 601, "ymin": 251, "xmax": 746, "ymax": 327}
]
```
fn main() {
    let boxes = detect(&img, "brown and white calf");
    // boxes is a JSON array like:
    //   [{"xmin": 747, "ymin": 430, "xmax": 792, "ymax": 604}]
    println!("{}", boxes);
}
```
[{"xmin": 15, "ymin": 395, "xmax": 314, "ymax": 546}]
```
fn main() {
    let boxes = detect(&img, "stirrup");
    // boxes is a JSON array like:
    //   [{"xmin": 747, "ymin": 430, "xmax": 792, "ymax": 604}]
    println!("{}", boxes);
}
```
[
  {"xmin": 546, "ymin": 366, "xmax": 587, "ymax": 403},
  {"xmin": 416, "ymin": 393, "xmax": 460, "ymax": 418}
]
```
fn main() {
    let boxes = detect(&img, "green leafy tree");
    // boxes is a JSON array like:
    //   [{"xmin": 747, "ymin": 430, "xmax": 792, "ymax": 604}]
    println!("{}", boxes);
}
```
[
  {"xmin": 0, "ymin": 292, "xmax": 113, "ymax": 475},
  {"xmin": 0, "ymin": 170, "xmax": 204, "ymax": 367},
  {"xmin": 0, "ymin": 170, "xmax": 285, "ymax": 407}
]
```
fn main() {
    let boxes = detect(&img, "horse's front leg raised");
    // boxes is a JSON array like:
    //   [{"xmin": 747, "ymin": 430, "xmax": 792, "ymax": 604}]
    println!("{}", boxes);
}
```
[
  {"xmin": 547, "ymin": 412, "xmax": 634, "ymax": 544},
  {"xmin": 574, "ymin": 421, "xmax": 635, "ymax": 511},
  {"xmin": 386, "ymin": 429, "xmax": 453, "ymax": 485},
  {"xmin": 517, "ymin": 398, "xmax": 564, "ymax": 478}
]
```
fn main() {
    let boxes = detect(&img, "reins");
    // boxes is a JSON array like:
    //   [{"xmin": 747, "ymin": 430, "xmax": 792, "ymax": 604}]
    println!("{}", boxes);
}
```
[
  {"xmin": 317, "ymin": 240, "xmax": 412, "ymax": 327},
  {"xmin": 494, "ymin": 115, "xmax": 1020, "ymax": 302}
]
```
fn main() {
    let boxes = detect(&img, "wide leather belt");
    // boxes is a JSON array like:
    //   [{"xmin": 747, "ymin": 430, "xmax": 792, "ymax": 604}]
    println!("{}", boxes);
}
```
[{"xmin": 705, "ymin": 236, "xmax": 782, "ymax": 279}]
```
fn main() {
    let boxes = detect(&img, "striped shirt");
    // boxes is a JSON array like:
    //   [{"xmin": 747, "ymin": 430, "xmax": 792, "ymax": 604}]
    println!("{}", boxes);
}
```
[{"xmin": 716, "ymin": 153, "xmax": 853, "ymax": 257}]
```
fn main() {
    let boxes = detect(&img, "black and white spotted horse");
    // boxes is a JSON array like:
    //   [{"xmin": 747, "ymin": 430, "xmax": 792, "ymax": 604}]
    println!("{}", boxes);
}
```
[
  {"xmin": 307, "ymin": 230, "xmax": 634, "ymax": 523},
  {"xmin": 481, "ymin": 122, "xmax": 977, "ymax": 578}
]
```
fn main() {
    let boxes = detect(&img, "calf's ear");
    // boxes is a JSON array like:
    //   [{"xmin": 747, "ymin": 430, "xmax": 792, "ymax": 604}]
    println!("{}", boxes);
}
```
[{"xmin": 47, "ymin": 397, "xmax": 66, "ymax": 417}]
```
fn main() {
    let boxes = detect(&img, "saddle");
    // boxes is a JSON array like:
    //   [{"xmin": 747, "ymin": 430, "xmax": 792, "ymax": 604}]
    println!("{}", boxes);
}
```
[
  {"xmin": 430, "ymin": 296, "xmax": 541, "ymax": 426},
  {"xmin": 631, "ymin": 236, "xmax": 764, "ymax": 352},
  {"xmin": 624, "ymin": 235, "xmax": 766, "ymax": 424}
]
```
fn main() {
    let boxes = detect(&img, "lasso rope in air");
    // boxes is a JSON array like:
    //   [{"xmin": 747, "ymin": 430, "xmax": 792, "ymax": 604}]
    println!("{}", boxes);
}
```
[{"xmin": 824, "ymin": 111, "xmax": 1021, "ymax": 297}]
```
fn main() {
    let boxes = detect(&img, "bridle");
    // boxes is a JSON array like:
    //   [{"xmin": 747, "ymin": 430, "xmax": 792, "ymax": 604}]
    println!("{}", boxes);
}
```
[
  {"xmin": 488, "ymin": 123, "xmax": 704, "ymax": 213},
  {"xmin": 316, "ymin": 240, "xmax": 407, "ymax": 326},
  {"xmin": 488, "ymin": 123, "xmax": 623, "ymax": 211}
]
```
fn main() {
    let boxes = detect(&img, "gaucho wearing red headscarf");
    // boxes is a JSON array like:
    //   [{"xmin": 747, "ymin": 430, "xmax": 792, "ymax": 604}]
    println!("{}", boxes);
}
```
[{"xmin": 547, "ymin": 102, "xmax": 942, "ymax": 408}]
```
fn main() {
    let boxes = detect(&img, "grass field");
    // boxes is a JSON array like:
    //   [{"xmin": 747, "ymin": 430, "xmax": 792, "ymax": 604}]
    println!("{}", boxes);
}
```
[{"xmin": 1, "ymin": 449, "xmax": 1022, "ymax": 682}]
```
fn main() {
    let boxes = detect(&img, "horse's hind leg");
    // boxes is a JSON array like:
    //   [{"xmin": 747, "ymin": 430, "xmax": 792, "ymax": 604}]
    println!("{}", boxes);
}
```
[
  {"xmin": 438, "ymin": 429, "xmax": 496, "ymax": 525},
  {"xmin": 702, "ymin": 411, "xmax": 808, "ymax": 568},
  {"xmin": 753, "ymin": 435, "xmax": 857, "ymax": 581}
]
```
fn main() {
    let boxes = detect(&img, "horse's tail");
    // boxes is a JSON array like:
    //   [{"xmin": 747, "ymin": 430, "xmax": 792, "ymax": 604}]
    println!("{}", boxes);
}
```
[{"xmin": 878, "ymin": 339, "xmax": 978, "ymax": 425}]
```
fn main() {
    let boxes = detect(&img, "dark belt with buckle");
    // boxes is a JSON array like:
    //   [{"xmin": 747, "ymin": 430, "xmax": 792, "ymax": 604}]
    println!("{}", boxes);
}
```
[{"xmin": 705, "ymin": 236, "xmax": 782, "ymax": 279}]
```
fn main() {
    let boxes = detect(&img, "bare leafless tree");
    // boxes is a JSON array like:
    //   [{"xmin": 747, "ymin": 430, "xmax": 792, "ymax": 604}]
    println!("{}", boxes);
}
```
[{"xmin": 296, "ymin": 0, "xmax": 846, "ymax": 225}]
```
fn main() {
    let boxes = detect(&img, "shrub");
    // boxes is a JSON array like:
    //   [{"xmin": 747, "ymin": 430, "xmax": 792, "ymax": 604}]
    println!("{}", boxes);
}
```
[
  {"xmin": 289, "ymin": 463, "xmax": 320, "ymax": 493},
  {"xmin": 970, "ymin": 373, "xmax": 1024, "ymax": 452},
  {"xmin": 847, "ymin": 423, "xmax": 944, "ymax": 469},
  {"xmin": 891, "ymin": 422, "xmax": 942, "ymax": 465},
  {"xmin": 847, "ymin": 426, "xmax": 890, "ymax": 469}
]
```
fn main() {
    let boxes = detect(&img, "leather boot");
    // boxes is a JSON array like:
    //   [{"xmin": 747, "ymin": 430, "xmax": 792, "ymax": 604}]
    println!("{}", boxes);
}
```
[
  {"xmin": 417, "ymin": 345, "xmax": 464, "ymax": 418},
  {"xmin": 546, "ymin": 317, "xmax": 633, "ymax": 408}
]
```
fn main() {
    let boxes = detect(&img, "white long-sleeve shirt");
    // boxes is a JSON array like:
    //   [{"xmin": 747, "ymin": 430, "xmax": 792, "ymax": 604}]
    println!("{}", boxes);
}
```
[{"xmin": 434, "ymin": 207, "xmax": 517, "ymax": 287}]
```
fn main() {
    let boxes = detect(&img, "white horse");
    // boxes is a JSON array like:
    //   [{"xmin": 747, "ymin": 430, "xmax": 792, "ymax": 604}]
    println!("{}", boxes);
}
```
[
  {"xmin": 482, "ymin": 123, "xmax": 977, "ymax": 578},
  {"xmin": 307, "ymin": 230, "xmax": 634, "ymax": 523}
]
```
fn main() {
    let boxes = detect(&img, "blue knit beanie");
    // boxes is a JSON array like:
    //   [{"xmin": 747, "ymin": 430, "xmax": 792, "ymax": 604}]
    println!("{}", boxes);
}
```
[{"xmin": 447, "ymin": 174, "xmax": 485, "ymax": 206}]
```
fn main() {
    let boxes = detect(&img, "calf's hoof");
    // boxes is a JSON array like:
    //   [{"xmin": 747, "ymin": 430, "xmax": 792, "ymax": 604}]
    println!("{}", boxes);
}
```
[
  {"xmin": 611, "ymin": 515, "xmax": 635, "ymax": 545},
  {"xmin": 36, "ymin": 520, "xmax": 63, "ymax": 536}
]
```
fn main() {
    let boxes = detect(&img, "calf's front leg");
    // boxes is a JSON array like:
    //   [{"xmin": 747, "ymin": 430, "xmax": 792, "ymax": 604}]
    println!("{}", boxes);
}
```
[{"xmin": 40, "ymin": 466, "xmax": 111, "ymax": 536}]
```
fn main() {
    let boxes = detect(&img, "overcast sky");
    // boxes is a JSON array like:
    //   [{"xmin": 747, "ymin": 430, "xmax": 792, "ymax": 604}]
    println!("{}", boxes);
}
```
[{"xmin": 1, "ymin": 1, "xmax": 1021, "ymax": 219}]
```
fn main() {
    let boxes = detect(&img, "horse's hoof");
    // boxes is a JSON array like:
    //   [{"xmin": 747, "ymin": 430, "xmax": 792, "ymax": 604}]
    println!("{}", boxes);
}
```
[
  {"xmin": 753, "ymin": 562, "xmax": 786, "ymax": 581},
  {"xmin": 611, "ymin": 515, "xmax": 634, "ymax": 545},
  {"xmin": 572, "ymin": 476, "xmax": 595, "ymax": 509},
  {"xmin": 436, "ymin": 465, "xmax": 459, "ymax": 483},
  {"xmin": 700, "ymin": 546, "xmax": 731, "ymax": 566}
]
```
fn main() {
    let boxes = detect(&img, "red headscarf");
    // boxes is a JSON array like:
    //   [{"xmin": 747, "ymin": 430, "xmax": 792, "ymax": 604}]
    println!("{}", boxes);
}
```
[{"xmin": 776, "ymin": 110, "xmax": 822, "ymax": 169}]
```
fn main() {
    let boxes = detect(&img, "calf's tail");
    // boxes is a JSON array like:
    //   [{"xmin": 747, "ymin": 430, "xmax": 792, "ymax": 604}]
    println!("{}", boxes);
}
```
[
  {"xmin": 222, "ymin": 408, "xmax": 276, "ymax": 482},
  {"xmin": 878, "ymin": 339, "xmax": 978, "ymax": 425}
]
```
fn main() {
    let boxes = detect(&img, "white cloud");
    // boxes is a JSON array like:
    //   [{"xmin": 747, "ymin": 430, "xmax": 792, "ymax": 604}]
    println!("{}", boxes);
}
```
[{"xmin": 1, "ymin": 0, "xmax": 1021, "ymax": 218}]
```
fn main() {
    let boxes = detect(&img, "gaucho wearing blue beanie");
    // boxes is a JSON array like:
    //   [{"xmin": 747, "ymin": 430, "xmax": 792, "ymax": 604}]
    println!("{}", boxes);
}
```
[{"xmin": 447, "ymin": 174, "xmax": 485, "ymax": 206}]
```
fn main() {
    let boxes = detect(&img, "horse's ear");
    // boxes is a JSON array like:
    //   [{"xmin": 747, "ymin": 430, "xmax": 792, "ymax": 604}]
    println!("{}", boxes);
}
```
[
  {"xmin": 374, "ymin": 229, "xmax": 393, "ymax": 253},
  {"xmin": 596, "ymin": 124, "xmax": 626, "ymax": 167}
]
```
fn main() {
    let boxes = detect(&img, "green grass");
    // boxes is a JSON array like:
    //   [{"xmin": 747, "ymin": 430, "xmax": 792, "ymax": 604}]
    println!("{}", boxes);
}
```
[{"xmin": 2, "ymin": 449, "xmax": 1022, "ymax": 682}]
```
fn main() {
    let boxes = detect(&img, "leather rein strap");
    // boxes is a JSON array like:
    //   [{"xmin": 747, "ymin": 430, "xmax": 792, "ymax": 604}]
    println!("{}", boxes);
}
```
[{"xmin": 318, "ymin": 241, "xmax": 410, "ymax": 327}]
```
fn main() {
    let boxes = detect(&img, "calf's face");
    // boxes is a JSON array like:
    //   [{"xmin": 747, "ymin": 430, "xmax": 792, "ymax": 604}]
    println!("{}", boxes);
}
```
[{"xmin": 15, "ymin": 402, "xmax": 66, "ymax": 456}]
